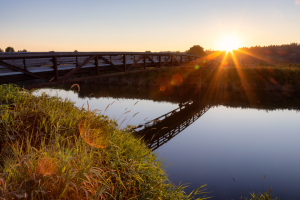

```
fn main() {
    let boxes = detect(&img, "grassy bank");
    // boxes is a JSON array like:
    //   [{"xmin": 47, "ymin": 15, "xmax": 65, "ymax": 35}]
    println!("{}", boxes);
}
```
[
  {"xmin": 0, "ymin": 84, "xmax": 209, "ymax": 199},
  {"xmin": 92, "ymin": 65, "xmax": 300, "ymax": 92}
]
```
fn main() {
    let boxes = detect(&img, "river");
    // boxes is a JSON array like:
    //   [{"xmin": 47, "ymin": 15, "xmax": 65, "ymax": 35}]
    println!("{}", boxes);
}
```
[{"xmin": 33, "ymin": 83, "xmax": 300, "ymax": 200}]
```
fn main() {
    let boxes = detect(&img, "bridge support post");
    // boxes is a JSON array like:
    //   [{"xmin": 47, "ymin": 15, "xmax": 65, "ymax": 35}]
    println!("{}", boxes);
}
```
[
  {"xmin": 53, "ymin": 56, "xmax": 58, "ymax": 81},
  {"xmin": 23, "ymin": 59, "xmax": 27, "ymax": 71},
  {"xmin": 123, "ymin": 55, "xmax": 126, "ymax": 72},
  {"xmin": 159, "ymin": 55, "xmax": 161, "ymax": 68},
  {"xmin": 144, "ymin": 55, "xmax": 146, "ymax": 69},
  {"xmin": 95, "ymin": 56, "xmax": 99, "ymax": 75}
]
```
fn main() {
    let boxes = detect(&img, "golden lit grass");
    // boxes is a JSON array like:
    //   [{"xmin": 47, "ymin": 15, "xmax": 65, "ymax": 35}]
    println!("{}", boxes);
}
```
[
  {"xmin": 79, "ymin": 118, "xmax": 111, "ymax": 148},
  {"xmin": 0, "ymin": 84, "xmax": 210, "ymax": 200}
]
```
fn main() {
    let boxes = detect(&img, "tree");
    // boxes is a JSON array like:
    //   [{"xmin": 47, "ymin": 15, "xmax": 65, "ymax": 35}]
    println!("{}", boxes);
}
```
[
  {"xmin": 186, "ymin": 45, "xmax": 206, "ymax": 56},
  {"xmin": 0, "ymin": 48, "xmax": 3, "ymax": 52},
  {"xmin": 5, "ymin": 46, "xmax": 15, "ymax": 52},
  {"xmin": 18, "ymin": 49, "xmax": 27, "ymax": 52},
  {"xmin": 74, "ymin": 50, "xmax": 78, "ymax": 52}
]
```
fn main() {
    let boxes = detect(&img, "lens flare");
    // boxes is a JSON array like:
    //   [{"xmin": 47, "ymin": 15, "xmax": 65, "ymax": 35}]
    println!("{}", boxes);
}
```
[
  {"xmin": 195, "ymin": 65, "xmax": 199, "ymax": 70},
  {"xmin": 37, "ymin": 157, "xmax": 58, "ymax": 176},
  {"xmin": 79, "ymin": 119, "xmax": 110, "ymax": 148},
  {"xmin": 160, "ymin": 86, "xmax": 166, "ymax": 91},
  {"xmin": 171, "ymin": 74, "xmax": 183, "ymax": 86},
  {"xmin": 296, "ymin": 0, "xmax": 300, "ymax": 5}
]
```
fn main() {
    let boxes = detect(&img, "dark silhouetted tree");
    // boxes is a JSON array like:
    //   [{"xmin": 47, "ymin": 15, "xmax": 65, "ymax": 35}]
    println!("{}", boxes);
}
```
[
  {"xmin": 5, "ymin": 46, "xmax": 15, "ymax": 52},
  {"xmin": 18, "ymin": 49, "xmax": 27, "ymax": 52},
  {"xmin": 186, "ymin": 45, "xmax": 206, "ymax": 56},
  {"xmin": 74, "ymin": 50, "xmax": 78, "ymax": 52},
  {"xmin": 0, "ymin": 48, "xmax": 3, "ymax": 52}
]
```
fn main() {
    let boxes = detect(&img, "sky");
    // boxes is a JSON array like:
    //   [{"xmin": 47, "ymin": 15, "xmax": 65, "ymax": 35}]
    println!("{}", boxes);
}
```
[{"xmin": 0, "ymin": 0, "xmax": 299, "ymax": 52}]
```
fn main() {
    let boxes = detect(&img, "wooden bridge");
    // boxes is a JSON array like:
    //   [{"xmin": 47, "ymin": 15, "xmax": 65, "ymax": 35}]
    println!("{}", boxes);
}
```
[
  {"xmin": 0, "ymin": 52, "xmax": 215, "ymax": 87},
  {"xmin": 135, "ymin": 100, "xmax": 211, "ymax": 151}
]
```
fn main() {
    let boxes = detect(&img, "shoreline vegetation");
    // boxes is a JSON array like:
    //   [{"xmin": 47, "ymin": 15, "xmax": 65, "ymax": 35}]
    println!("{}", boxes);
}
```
[
  {"xmin": 0, "ymin": 84, "xmax": 210, "ymax": 200},
  {"xmin": 89, "ymin": 64, "xmax": 300, "ymax": 92}
]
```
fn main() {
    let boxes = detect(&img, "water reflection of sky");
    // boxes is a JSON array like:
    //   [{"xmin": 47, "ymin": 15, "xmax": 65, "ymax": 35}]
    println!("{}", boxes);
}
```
[
  {"xmin": 156, "ymin": 106, "xmax": 300, "ymax": 199},
  {"xmin": 33, "ymin": 89, "xmax": 300, "ymax": 199},
  {"xmin": 33, "ymin": 89, "xmax": 178, "ymax": 127}
]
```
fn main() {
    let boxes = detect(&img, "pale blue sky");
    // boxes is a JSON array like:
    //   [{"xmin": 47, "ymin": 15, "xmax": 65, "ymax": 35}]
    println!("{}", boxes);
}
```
[{"xmin": 0, "ymin": 0, "xmax": 299, "ymax": 52}]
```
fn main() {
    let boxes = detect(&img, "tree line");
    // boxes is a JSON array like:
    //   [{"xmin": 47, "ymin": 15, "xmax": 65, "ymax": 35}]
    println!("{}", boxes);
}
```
[
  {"xmin": 0, "ymin": 46, "xmax": 27, "ymax": 52},
  {"xmin": 238, "ymin": 43, "xmax": 300, "ymax": 57},
  {"xmin": 0, "ymin": 45, "xmax": 207, "ymax": 56}
]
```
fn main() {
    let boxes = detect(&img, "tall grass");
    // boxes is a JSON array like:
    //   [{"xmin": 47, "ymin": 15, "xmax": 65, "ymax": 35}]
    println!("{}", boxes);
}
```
[{"xmin": 0, "ymin": 84, "xmax": 209, "ymax": 199}]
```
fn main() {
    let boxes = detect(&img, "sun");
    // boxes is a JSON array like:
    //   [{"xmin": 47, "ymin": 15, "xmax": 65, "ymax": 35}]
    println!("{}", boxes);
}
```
[{"xmin": 218, "ymin": 35, "xmax": 241, "ymax": 52}]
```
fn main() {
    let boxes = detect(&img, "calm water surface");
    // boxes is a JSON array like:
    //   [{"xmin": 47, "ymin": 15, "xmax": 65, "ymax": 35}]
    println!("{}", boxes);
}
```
[{"xmin": 33, "ymin": 85, "xmax": 300, "ymax": 199}]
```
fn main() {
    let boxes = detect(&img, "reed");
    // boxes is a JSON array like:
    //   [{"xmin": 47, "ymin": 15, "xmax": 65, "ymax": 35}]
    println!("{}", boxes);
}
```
[{"xmin": 0, "ymin": 84, "xmax": 209, "ymax": 200}]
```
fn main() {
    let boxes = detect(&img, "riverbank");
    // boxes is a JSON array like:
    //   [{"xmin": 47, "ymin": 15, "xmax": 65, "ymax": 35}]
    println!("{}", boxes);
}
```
[
  {"xmin": 90, "ymin": 65, "xmax": 300, "ymax": 92},
  {"xmin": 0, "ymin": 84, "xmax": 208, "ymax": 200}
]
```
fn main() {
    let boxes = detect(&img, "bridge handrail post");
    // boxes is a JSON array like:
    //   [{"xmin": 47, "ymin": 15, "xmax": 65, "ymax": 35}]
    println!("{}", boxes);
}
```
[
  {"xmin": 53, "ymin": 56, "xmax": 58, "ymax": 81},
  {"xmin": 95, "ymin": 56, "xmax": 99, "ymax": 75},
  {"xmin": 159, "ymin": 55, "xmax": 161, "ymax": 68},
  {"xmin": 123, "ymin": 54, "xmax": 126, "ymax": 72}
]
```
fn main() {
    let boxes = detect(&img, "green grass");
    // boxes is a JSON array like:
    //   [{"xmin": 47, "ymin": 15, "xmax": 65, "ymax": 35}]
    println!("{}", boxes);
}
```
[{"xmin": 0, "ymin": 84, "xmax": 210, "ymax": 200}]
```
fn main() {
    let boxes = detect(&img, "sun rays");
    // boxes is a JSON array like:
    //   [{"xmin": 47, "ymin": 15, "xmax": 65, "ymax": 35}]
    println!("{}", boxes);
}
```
[{"xmin": 202, "ymin": 46, "xmax": 263, "ymax": 106}]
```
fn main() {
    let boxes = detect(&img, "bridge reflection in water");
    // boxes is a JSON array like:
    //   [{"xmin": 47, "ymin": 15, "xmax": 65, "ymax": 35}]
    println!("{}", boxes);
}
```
[{"xmin": 134, "ymin": 100, "xmax": 210, "ymax": 151}]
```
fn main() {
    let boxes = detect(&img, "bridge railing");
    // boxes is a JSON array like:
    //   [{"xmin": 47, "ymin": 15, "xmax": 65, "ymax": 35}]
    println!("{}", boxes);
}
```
[
  {"xmin": 0, "ymin": 52, "xmax": 215, "ymax": 86},
  {"xmin": 135, "ymin": 102, "xmax": 211, "ymax": 151}
]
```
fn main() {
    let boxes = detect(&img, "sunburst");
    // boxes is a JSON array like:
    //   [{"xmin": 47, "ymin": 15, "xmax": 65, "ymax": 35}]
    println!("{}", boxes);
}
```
[{"xmin": 218, "ymin": 35, "xmax": 241, "ymax": 52}]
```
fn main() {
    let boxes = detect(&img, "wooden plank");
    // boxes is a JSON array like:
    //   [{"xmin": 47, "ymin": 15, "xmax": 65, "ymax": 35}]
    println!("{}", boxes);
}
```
[
  {"xmin": 59, "ymin": 55, "xmax": 96, "ymax": 81},
  {"xmin": 0, "ymin": 60, "xmax": 49, "ymax": 81}
]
